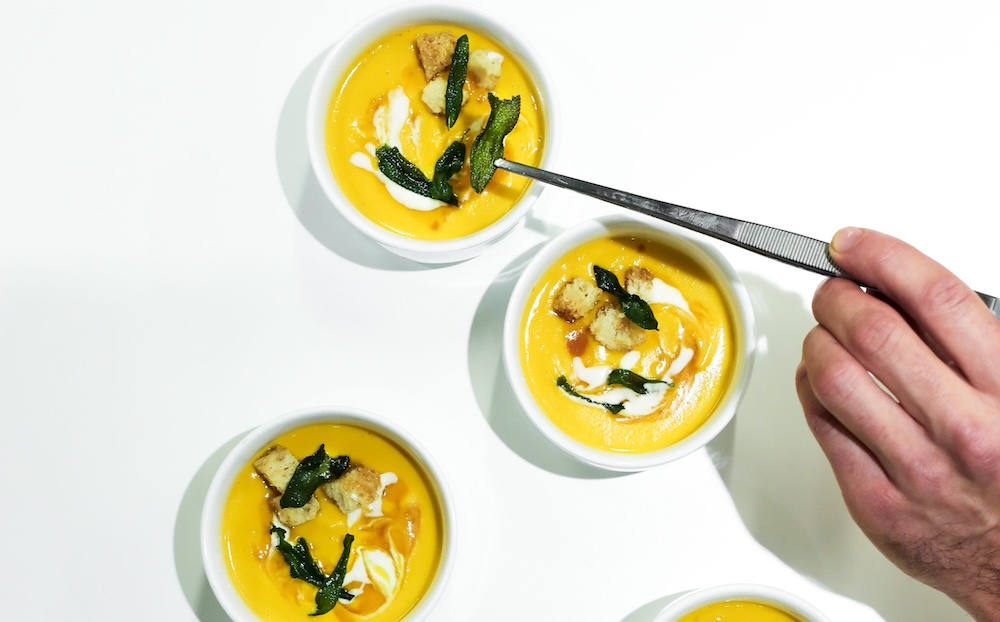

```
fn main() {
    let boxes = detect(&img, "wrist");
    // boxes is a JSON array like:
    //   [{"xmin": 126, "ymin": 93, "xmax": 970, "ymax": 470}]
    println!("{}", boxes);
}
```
[{"xmin": 958, "ymin": 588, "xmax": 1000, "ymax": 622}]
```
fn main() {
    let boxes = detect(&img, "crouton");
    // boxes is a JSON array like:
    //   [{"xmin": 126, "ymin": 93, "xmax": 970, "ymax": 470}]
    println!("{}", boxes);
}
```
[
  {"xmin": 421, "ymin": 76, "xmax": 469, "ymax": 115},
  {"xmin": 269, "ymin": 495, "xmax": 321, "ymax": 528},
  {"xmin": 253, "ymin": 445, "xmax": 298, "ymax": 493},
  {"xmin": 415, "ymin": 31, "xmax": 457, "ymax": 81},
  {"xmin": 468, "ymin": 49, "xmax": 503, "ymax": 89},
  {"xmin": 589, "ymin": 304, "xmax": 647, "ymax": 351},
  {"xmin": 624, "ymin": 266, "xmax": 654, "ymax": 300},
  {"xmin": 322, "ymin": 464, "xmax": 381, "ymax": 515},
  {"xmin": 553, "ymin": 277, "xmax": 601, "ymax": 323}
]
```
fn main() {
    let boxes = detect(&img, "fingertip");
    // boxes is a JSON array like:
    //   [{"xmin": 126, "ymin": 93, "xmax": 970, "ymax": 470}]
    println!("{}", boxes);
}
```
[{"xmin": 830, "ymin": 226, "xmax": 865, "ymax": 255}]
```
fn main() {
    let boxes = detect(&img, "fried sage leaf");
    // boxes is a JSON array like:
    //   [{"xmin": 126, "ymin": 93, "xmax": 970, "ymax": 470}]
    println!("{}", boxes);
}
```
[
  {"xmin": 313, "ymin": 534, "xmax": 355, "ymax": 616},
  {"xmin": 430, "ymin": 139, "xmax": 466, "ymax": 205},
  {"xmin": 607, "ymin": 368, "xmax": 672, "ymax": 393},
  {"xmin": 376, "ymin": 145, "xmax": 432, "ymax": 197},
  {"xmin": 280, "ymin": 445, "xmax": 350, "ymax": 509},
  {"xmin": 445, "ymin": 34, "xmax": 469, "ymax": 129},
  {"xmin": 376, "ymin": 143, "xmax": 464, "ymax": 206},
  {"xmin": 469, "ymin": 93, "xmax": 521, "ymax": 192},
  {"xmin": 556, "ymin": 375, "xmax": 625, "ymax": 415},
  {"xmin": 270, "ymin": 526, "xmax": 328, "ymax": 586},
  {"xmin": 270, "ymin": 527, "xmax": 355, "ymax": 616},
  {"xmin": 592, "ymin": 265, "xmax": 658, "ymax": 330}
]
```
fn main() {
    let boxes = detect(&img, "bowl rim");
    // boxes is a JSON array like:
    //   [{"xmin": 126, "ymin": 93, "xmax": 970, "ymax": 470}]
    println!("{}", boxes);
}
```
[
  {"xmin": 305, "ymin": 0, "xmax": 560, "ymax": 262},
  {"xmin": 652, "ymin": 583, "xmax": 834, "ymax": 622},
  {"xmin": 200, "ymin": 405, "xmax": 456, "ymax": 622},
  {"xmin": 501, "ymin": 214, "xmax": 757, "ymax": 471}
]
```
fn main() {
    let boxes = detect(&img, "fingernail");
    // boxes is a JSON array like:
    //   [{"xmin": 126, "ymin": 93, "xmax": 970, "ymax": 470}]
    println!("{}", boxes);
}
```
[{"xmin": 831, "ymin": 227, "xmax": 863, "ymax": 253}]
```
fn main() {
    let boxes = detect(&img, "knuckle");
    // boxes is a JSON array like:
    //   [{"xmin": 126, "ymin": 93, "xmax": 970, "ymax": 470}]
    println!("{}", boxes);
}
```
[
  {"xmin": 810, "ymin": 355, "xmax": 858, "ymax": 406},
  {"xmin": 924, "ymin": 275, "xmax": 972, "ymax": 318},
  {"xmin": 948, "ymin": 417, "xmax": 1000, "ymax": 478},
  {"xmin": 907, "ymin": 455, "xmax": 953, "ymax": 497},
  {"xmin": 849, "ymin": 308, "xmax": 904, "ymax": 360}
]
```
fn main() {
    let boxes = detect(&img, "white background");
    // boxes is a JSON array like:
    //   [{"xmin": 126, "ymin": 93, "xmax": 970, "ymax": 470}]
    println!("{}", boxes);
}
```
[{"xmin": 2, "ymin": 1, "xmax": 998, "ymax": 620}]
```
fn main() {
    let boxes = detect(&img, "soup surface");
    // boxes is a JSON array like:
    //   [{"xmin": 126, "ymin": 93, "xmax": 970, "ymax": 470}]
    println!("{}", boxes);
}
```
[
  {"xmin": 325, "ymin": 22, "xmax": 545, "ymax": 240},
  {"xmin": 221, "ymin": 423, "xmax": 443, "ymax": 621},
  {"xmin": 677, "ymin": 599, "xmax": 804, "ymax": 621},
  {"xmin": 519, "ymin": 235, "xmax": 735, "ymax": 453}
]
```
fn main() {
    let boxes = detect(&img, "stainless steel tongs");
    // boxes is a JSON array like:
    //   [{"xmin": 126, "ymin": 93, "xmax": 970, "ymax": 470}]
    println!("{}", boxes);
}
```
[{"xmin": 495, "ymin": 158, "xmax": 1000, "ymax": 319}]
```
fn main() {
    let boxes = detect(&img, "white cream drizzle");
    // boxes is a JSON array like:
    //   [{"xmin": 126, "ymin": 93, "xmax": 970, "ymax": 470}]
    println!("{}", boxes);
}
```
[
  {"xmin": 646, "ymin": 277, "xmax": 691, "ymax": 313},
  {"xmin": 350, "ymin": 86, "xmax": 448, "ymax": 212},
  {"xmin": 340, "ymin": 471, "xmax": 404, "ymax": 607},
  {"xmin": 343, "ymin": 546, "xmax": 400, "ymax": 602},
  {"xmin": 664, "ymin": 346, "xmax": 695, "ymax": 383},
  {"xmin": 366, "ymin": 472, "xmax": 398, "ymax": 519},
  {"xmin": 619, "ymin": 350, "xmax": 641, "ymax": 370},
  {"xmin": 567, "ymin": 344, "xmax": 695, "ymax": 418},
  {"xmin": 374, "ymin": 86, "xmax": 409, "ymax": 149},
  {"xmin": 572, "ymin": 357, "xmax": 611, "ymax": 390}
]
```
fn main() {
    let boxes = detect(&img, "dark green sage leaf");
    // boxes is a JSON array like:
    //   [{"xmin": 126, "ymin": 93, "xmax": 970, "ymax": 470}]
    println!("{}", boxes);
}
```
[
  {"xmin": 469, "ymin": 93, "xmax": 521, "ymax": 192},
  {"xmin": 311, "ymin": 534, "xmax": 355, "ymax": 616},
  {"xmin": 271, "ymin": 527, "xmax": 356, "ymax": 616},
  {"xmin": 593, "ymin": 265, "xmax": 627, "ymax": 297},
  {"xmin": 607, "ymin": 368, "xmax": 672, "ymax": 393},
  {"xmin": 281, "ymin": 445, "xmax": 350, "ymax": 509},
  {"xmin": 429, "ymin": 139, "xmax": 466, "ymax": 205},
  {"xmin": 620, "ymin": 297, "xmax": 658, "ymax": 330},
  {"xmin": 445, "ymin": 34, "xmax": 469, "ymax": 129},
  {"xmin": 376, "ymin": 145, "xmax": 432, "ymax": 196},
  {"xmin": 556, "ymin": 375, "xmax": 625, "ymax": 415},
  {"xmin": 592, "ymin": 265, "xmax": 658, "ymax": 330},
  {"xmin": 270, "ymin": 526, "xmax": 328, "ymax": 587},
  {"xmin": 377, "ymin": 143, "xmax": 465, "ymax": 207}
]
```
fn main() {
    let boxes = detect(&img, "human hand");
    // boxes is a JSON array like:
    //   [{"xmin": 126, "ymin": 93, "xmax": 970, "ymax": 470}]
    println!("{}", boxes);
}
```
[{"xmin": 796, "ymin": 227, "xmax": 1000, "ymax": 621}]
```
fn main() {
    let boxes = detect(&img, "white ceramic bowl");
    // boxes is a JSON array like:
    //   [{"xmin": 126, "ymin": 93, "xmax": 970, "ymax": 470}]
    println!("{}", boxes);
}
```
[
  {"xmin": 653, "ymin": 583, "xmax": 833, "ymax": 622},
  {"xmin": 502, "ymin": 215, "xmax": 756, "ymax": 471},
  {"xmin": 306, "ymin": 1, "xmax": 558, "ymax": 263},
  {"xmin": 201, "ymin": 405, "xmax": 455, "ymax": 621}
]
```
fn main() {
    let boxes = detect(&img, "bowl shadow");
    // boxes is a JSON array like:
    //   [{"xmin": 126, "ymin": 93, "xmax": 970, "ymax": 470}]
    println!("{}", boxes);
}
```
[
  {"xmin": 274, "ymin": 45, "xmax": 432, "ymax": 272},
  {"xmin": 173, "ymin": 431, "xmax": 250, "ymax": 622},
  {"xmin": 706, "ymin": 273, "xmax": 963, "ymax": 620},
  {"xmin": 618, "ymin": 591, "xmax": 690, "ymax": 622},
  {"xmin": 707, "ymin": 273, "xmax": 846, "ymax": 578},
  {"xmin": 466, "ymin": 242, "xmax": 625, "ymax": 479}
]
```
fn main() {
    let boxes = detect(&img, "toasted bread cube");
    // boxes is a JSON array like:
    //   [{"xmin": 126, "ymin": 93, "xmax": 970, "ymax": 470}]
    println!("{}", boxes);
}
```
[
  {"xmin": 468, "ymin": 49, "xmax": 503, "ymax": 89},
  {"xmin": 253, "ymin": 445, "xmax": 298, "ymax": 493},
  {"xmin": 323, "ymin": 464, "xmax": 381, "ymax": 515},
  {"xmin": 421, "ymin": 76, "xmax": 469, "ymax": 115},
  {"xmin": 589, "ymin": 304, "xmax": 647, "ymax": 351},
  {"xmin": 415, "ymin": 31, "xmax": 457, "ymax": 81},
  {"xmin": 553, "ymin": 277, "xmax": 601, "ymax": 323},
  {"xmin": 624, "ymin": 266, "xmax": 654, "ymax": 300},
  {"xmin": 269, "ymin": 495, "xmax": 320, "ymax": 528}
]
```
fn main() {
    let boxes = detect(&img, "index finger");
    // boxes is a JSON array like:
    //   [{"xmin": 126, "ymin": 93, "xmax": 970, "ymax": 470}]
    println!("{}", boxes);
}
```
[{"xmin": 829, "ymin": 227, "xmax": 1000, "ymax": 393}]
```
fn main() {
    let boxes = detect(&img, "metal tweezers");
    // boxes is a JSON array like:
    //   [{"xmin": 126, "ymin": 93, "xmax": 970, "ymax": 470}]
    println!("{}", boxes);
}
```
[{"xmin": 495, "ymin": 158, "xmax": 1000, "ymax": 319}]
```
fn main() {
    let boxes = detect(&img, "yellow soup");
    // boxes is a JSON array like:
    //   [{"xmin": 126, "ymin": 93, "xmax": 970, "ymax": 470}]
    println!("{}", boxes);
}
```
[
  {"xmin": 325, "ymin": 23, "xmax": 545, "ymax": 240},
  {"xmin": 519, "ymin": 235, "xmax": 735, "ymax": 453},
  {"xmin": 678, "ymin": 600, "xmax": 804, "ymax": 621},
  {"xmin": 221, "ymin": 423, "xmax": 444, "ymax": 621}
]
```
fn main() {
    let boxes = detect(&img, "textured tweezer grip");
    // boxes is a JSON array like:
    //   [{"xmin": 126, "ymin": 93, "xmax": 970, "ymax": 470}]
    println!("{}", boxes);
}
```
[{"xmin": 738, "ymin": 222, "xmax": 844, "ymax": 277}]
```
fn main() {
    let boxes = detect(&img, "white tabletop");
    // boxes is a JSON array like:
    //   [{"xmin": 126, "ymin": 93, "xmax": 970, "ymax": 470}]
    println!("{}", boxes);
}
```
[{"xmin": 3, "ymin": 1, "xmax": 997, "ymax": 620}]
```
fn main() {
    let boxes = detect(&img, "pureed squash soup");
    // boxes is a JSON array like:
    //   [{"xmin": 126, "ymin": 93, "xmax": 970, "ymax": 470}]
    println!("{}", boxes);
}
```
[
  {"xmin": 221, "ymin": 422, "xmax": 444, "ymax": 621},
  {"xmin": 519, "ymin": 234, "xmax": 735, "ymax": 453},
  {"xmin": 677, "ymin": 600, "xmax": 804, "ymax": 621},
  {"xmin": 324, "ymin": 22, "xmax": 545, "ymax": 240}
]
